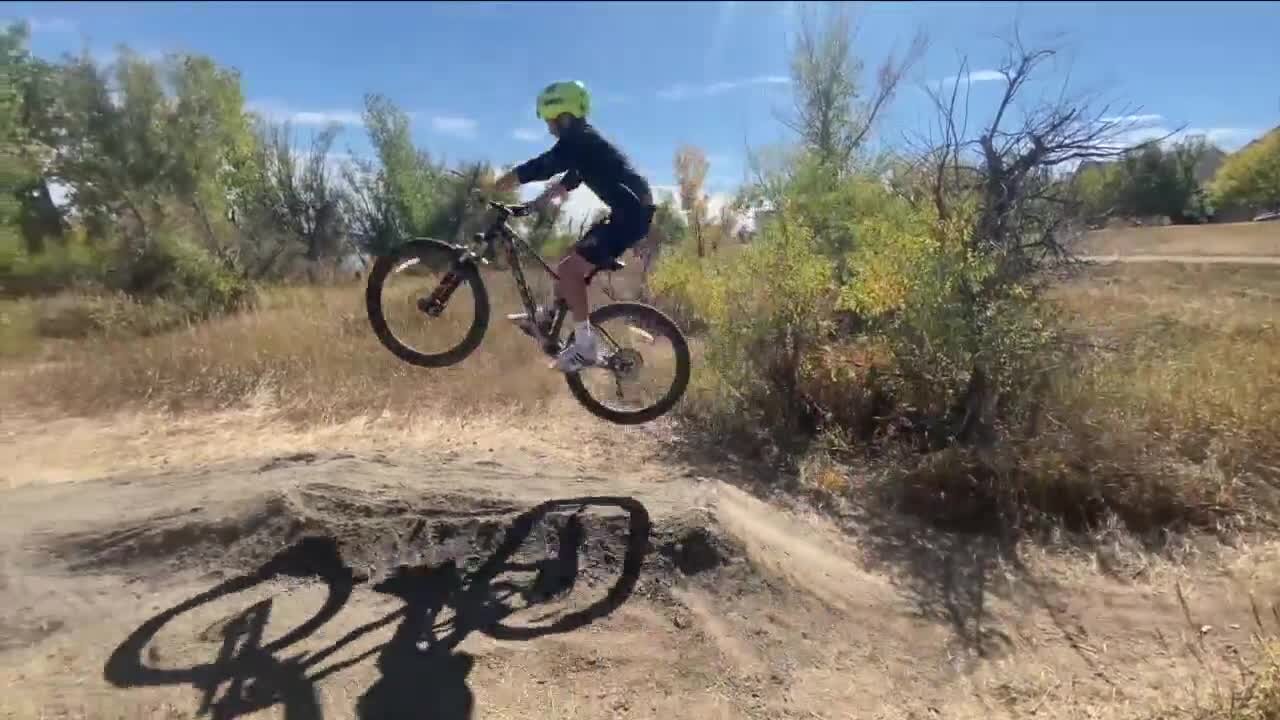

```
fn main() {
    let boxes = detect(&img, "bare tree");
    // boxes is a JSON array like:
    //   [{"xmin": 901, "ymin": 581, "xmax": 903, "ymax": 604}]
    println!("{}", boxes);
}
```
[
  {"xmin": 234, "ymin": 120, "xmax": 348, "ymax": 278},
  {"xmin": 914, "ymin": 32, "xmax": 1170, "ymax": 445},
  {"xmin": 674, "ymin": 145, "xmax": 710, "ymax": 257}
]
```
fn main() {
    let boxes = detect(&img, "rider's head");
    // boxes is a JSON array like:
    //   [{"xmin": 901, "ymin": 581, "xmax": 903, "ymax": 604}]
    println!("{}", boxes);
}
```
[{"xmin": 536, "ymin": 80, "xmax": 590, "ymax": 138}]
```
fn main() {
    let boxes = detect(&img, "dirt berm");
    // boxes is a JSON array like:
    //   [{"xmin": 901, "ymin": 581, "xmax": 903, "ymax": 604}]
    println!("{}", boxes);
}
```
[{"xmin": 2, "ymin": 444, "xmax": 1278, "ymax": 719}]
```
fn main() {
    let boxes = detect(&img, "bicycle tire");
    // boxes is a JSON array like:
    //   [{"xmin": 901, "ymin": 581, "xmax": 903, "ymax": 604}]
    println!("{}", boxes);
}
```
[
  {"xmin": 564, "ymin": 302, "xmax": 691, "ymax": 425},
  {"xmin": 365, "ymin": 239, "xmax": 490, "ymax": 368}
]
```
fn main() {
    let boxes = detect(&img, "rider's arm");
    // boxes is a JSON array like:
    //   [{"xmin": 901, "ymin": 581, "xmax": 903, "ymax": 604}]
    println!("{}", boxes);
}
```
[
  {"xmin": 533, "ymin": 169, "xmax": 580, "ymax": 207},
  {"xmin": 513, "ymin": 139, "xmax": 573, "ymax": 184}
]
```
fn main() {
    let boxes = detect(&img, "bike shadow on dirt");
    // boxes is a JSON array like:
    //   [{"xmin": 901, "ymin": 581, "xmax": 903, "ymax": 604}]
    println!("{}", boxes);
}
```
[{"xmin": 102, "ymin": 496, "xmax": 652, "ymax": 720}]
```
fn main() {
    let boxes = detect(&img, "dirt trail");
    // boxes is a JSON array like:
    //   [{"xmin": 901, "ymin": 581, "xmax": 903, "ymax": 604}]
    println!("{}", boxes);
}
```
[
  {"xmin": 3, "ymin": 409, "xmax": 1280, "ymax": 719},
  {"xmin": 1081, "ymin": 254, "xmax": 1280, "ymax": 265}
]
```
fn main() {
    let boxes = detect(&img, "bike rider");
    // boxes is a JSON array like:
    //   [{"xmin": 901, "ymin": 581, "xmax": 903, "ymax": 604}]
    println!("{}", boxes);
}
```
[{"xmin": 494, "ymin": 80, "xmax": 656, "ymax": 374}]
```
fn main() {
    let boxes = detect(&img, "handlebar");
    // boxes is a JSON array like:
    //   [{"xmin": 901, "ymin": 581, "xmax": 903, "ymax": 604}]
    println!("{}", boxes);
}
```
[
  {"xmin": 447, "ymin": 169, "xmax": 534, "ymax": 218},
  {"xmin": 476, "ymin": 192, "xmax": 533, "ymax": 218}
]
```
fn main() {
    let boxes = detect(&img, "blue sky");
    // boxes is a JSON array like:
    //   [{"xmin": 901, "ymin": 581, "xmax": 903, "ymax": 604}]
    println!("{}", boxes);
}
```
[{"xmin": 5, "ymin": 1, "xmax": 1279, "ymax": 220}]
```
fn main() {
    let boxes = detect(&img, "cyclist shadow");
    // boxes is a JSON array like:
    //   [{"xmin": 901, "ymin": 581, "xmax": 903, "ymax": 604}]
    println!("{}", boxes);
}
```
[{"xmin": 103, "ymin": 496, "xmax": 651, "ymax": 720}]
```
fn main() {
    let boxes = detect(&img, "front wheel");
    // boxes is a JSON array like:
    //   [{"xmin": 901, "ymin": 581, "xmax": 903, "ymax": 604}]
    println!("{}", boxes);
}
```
[
  {"xmin": 564, "ymin": 302, "xmax": 691, "ymax": 425},
  {"xmin": 366, "ymin": 239, "xmax": 490, "ymax": 368}
]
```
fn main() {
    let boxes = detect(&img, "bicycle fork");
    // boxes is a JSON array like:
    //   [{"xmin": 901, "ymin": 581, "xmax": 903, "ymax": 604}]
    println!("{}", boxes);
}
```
[{"xmin": 418, "ymin": 270, "xmax": 464, "ymax": 317}]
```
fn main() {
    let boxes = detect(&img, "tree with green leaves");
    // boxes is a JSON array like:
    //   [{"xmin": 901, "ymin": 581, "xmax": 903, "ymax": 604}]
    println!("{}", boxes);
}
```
[
  {"xmin": 361, "ymin": 93, "xmax": 442, "ymax": 237},
  {"xmin": 2, "ymin": 21, "xmax": 65, "ymax": 254},
  {"xmin": 1211, "ymin": 128, "xmax": 1280, "ymax": 216},
  {"xmin": 782, "ymin": 3, "xmax": 925, "ymax": 171}
]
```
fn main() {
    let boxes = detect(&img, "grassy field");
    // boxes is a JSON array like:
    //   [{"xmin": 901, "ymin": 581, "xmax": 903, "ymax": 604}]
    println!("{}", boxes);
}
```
[
  {"xmin": 1078, "ymin": 221, "xmax": 1280, "ymax": 257},
  {"xmin": 0, "ymin": 261, "xmax": 663, "ymax": 424}
]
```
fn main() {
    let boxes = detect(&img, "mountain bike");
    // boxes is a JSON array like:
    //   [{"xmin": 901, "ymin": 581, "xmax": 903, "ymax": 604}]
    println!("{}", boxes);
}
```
[{"xmin": 365, "ymin": 194, "xmax": 691, "ymax": 425}]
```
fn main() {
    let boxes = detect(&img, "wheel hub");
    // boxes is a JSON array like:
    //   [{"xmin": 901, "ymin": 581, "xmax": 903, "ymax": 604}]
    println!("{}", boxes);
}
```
[{"xmin": 606, "ymin": 347, "xmax": 644, "ymax": 381}]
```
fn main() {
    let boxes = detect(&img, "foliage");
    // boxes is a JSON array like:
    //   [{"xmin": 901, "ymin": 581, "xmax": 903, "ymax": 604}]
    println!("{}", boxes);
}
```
[
  {"xmin": 1073, "ymin": 137, "xmax": 1220, "ymax": 224},
  {"xmin": 781, "ymin": 4, "xmax": 925, "ymax": 170},
  {"xmin": 1, "ymin": 23, "xmax": 516, "ymax": 330},
  {"xmin": 1211, "ymin": 128, "xmax": 1280, "ymax": 214},
  {"xmin": 651, "ymin": 215, "xmax": 835, "ymax": 437}
]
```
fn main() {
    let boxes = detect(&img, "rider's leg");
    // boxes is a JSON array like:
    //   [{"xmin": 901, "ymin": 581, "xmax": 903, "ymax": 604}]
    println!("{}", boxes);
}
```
[
  {"xmin": 507, "ymin": 216, "xmax": 609, "ymax": 340},
  {"xmin": 554, "ymin": 252, "xmax": 593, "ymax": 324},
  {"xmin": 550, "ymin": 223, "xmax": 611, "ymax": 371},
  {"xmin": 550, "ymin": 207, "xmax": 654, "ymax": 373}
]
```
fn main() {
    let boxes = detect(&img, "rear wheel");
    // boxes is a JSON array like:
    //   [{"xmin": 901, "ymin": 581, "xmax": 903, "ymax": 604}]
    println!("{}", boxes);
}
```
[
  {"xmin": 564, "ymin": 302, "xmax": 691, "ymax": 425},
  {"xmin": 366, "ymin": 239, "xmax": 490, "ymax": 368}
]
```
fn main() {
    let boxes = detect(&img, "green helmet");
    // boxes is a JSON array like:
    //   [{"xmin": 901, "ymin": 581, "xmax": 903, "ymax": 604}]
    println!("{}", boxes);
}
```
[{"xmin": 536, "ymin": 80, "xmax": 591, "ymax": 122}]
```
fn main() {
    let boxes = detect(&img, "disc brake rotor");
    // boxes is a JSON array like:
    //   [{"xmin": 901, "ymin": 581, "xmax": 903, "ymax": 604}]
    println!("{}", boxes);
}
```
[{"xmin": 605, "ymin": 347, "xmax": 644, "ymax": 382}]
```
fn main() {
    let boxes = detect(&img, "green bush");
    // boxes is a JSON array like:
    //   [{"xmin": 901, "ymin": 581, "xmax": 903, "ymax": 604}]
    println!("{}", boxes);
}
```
[
  {"xmin": 110, "ymin": 230, "xmax": 252, "ymax": 320},
  {"xmin": 652, "ymin": 215, "xmax": 836, "ymax": 438},
  {"xmin": 652, "ymin": 161, "xmax": 1061, "ymax": 454},
  {"xmin": 3, "ymin": 224, "xmax": 252, "ymax": 339},
  {"xmin": 0, "ymin": 230, "xmax": 107, "ymax": 296}
]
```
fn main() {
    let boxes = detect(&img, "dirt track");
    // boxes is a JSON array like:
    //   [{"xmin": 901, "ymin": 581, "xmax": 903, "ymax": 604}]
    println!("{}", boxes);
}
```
[
  {"xmin": 1082, "ymin": 254, "xmax": 1280, "ymax": 265},
  {"xmin": 3, "ymin": 409, "xmax": 1280, "ymax": 719}
]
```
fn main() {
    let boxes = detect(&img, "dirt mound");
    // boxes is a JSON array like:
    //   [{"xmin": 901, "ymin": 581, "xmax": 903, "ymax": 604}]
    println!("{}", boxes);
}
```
[
  {"xmin": 41, "ymin": 477, "xmax": 745, "ymax": 599},
  {"xmin": 4, "ymin": 443, "xmax": 1277, "ymax": 719}
]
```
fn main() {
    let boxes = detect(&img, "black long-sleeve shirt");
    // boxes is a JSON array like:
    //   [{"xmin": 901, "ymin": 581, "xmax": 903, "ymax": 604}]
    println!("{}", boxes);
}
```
[{"xmin": 514, "ymin": 121, "xmax": 653, "ymax": 212}]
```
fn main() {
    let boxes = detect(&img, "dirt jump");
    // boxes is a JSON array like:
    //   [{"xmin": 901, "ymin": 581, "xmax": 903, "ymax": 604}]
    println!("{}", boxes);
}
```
[{"xmin": 3, "ymin": 410, "xmax": 1279, "ymax": 720}]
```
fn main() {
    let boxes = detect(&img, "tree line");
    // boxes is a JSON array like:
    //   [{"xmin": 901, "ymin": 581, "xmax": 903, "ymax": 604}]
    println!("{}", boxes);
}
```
[{"xmin": 0, "ymin": 21, "xmax": 573, "ymax": 308}]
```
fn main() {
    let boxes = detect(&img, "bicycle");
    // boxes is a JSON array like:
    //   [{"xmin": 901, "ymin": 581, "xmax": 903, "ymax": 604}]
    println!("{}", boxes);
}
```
[{"xmin": 364, "ymin": 193, "xmax": 691, "ymax": 425}]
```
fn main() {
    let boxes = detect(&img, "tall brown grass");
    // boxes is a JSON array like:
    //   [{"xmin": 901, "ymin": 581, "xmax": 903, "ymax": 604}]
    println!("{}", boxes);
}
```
[
  {"xmin": 1047, "ymin": 263, "xmax": 1280, "ymax": 479},
  {"xmin": 1, "ymin": 271, "xmax": 592, "ymax": 423}
]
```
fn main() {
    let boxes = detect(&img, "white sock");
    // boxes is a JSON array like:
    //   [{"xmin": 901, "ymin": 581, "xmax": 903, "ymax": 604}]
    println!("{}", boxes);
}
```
[{"xmin": 575, "ymin": 321, "xmax": 593, "ymax": 344}]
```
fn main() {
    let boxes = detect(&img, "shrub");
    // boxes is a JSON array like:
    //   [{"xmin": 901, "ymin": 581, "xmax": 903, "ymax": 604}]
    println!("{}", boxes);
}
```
[{"xmin": 0, "ymin": 230, "xmax": 107, "ymax": 297}]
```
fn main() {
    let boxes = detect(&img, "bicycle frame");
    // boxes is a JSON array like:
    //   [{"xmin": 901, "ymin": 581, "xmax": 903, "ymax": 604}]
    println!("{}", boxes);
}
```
[{"xmin": 448, "ymin": 201, "xmax": 623, "ymax": 358}]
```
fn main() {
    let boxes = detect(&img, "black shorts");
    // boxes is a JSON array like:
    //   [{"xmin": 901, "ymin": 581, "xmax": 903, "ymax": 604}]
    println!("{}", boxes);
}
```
[{"xmin": 573, "ymin": 204, "xmax": 657, "ymax": 268}]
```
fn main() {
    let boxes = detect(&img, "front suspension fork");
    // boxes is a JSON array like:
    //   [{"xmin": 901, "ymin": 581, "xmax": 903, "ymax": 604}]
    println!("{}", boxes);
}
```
[{"xmin": 418, "ymin": 269, "xmax": 465, "ymax": 317}]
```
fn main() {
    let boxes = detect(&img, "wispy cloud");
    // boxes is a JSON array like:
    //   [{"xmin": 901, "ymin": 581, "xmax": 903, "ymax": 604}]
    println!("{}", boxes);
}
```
[
  {"xmin": 938, "ymin": 69, "xmax": 1005, "ymax": 86},
  {"xmin": 291, "ymin": 110, "xmax": 364, "ymax": 126},
  {"xmin": 511, "ymin": 127, "xmax": 543, "ymax": 143},
  {"xmin": 1115, "ymin": 123, "xmax": 1263, "ymax": 152},
  {"xmin": 431, "ymin": 115, "xmax": 477, "ymax": 139},
  {"xmin": 27, "ymin": 17, "xmax": 76, "ymax": 34},
  {"xmin": 657, "ymin": 75, "xmax": 790, "ymax": 101},
  {"xmin": 1186, "ymin": 126, "xmax": 1262, "ymax": 150},
  {"xmin": 1102, "ymin": 113, "xmax": 1164, "ymax": 125},
  {"xmin": 247, "ymin": 100, "xmax": 364, "ymax": 127}
]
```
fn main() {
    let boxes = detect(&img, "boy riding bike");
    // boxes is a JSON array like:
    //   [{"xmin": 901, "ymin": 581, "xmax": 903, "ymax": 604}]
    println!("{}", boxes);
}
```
[{"xmin": 493, "ymin": 80, "xmax": 656, "ymax": 374}]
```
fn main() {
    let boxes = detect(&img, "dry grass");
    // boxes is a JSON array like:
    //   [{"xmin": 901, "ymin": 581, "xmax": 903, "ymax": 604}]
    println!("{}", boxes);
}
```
[
  {"xmin": 1048, "ymin": 263, "xmax": 1280, "ymax": 481},
  {"xmin": 1197, "ymin": 642, "xmax": 1280, "ymax": 720},
  {"xmin": 0, "ymin": 273, "xmax": 589, "ymax": 424},
  {"xmin": 1078, "ymin": 222, "xmax": 1280, "ymax": 257},
  {"xmin": 1, "ymin": 259, "xmax": 669, "ymax": 427}
]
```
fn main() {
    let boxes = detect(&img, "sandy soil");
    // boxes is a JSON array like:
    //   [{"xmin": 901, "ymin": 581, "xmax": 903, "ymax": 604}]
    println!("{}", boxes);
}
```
[{"xmin": 3, "ymin": 405, "xmax": 1280, "ymax": 719}]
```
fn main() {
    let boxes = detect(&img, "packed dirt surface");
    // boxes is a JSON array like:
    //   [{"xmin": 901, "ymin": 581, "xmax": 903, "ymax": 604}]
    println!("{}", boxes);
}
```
[
  {"xmin": 3, "ymin": 406, "xmax": 1280, "ymax": 719},
  {"xmin": 1082, "ymin": 254, "xmax": 1280, "ymax": 265}
]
